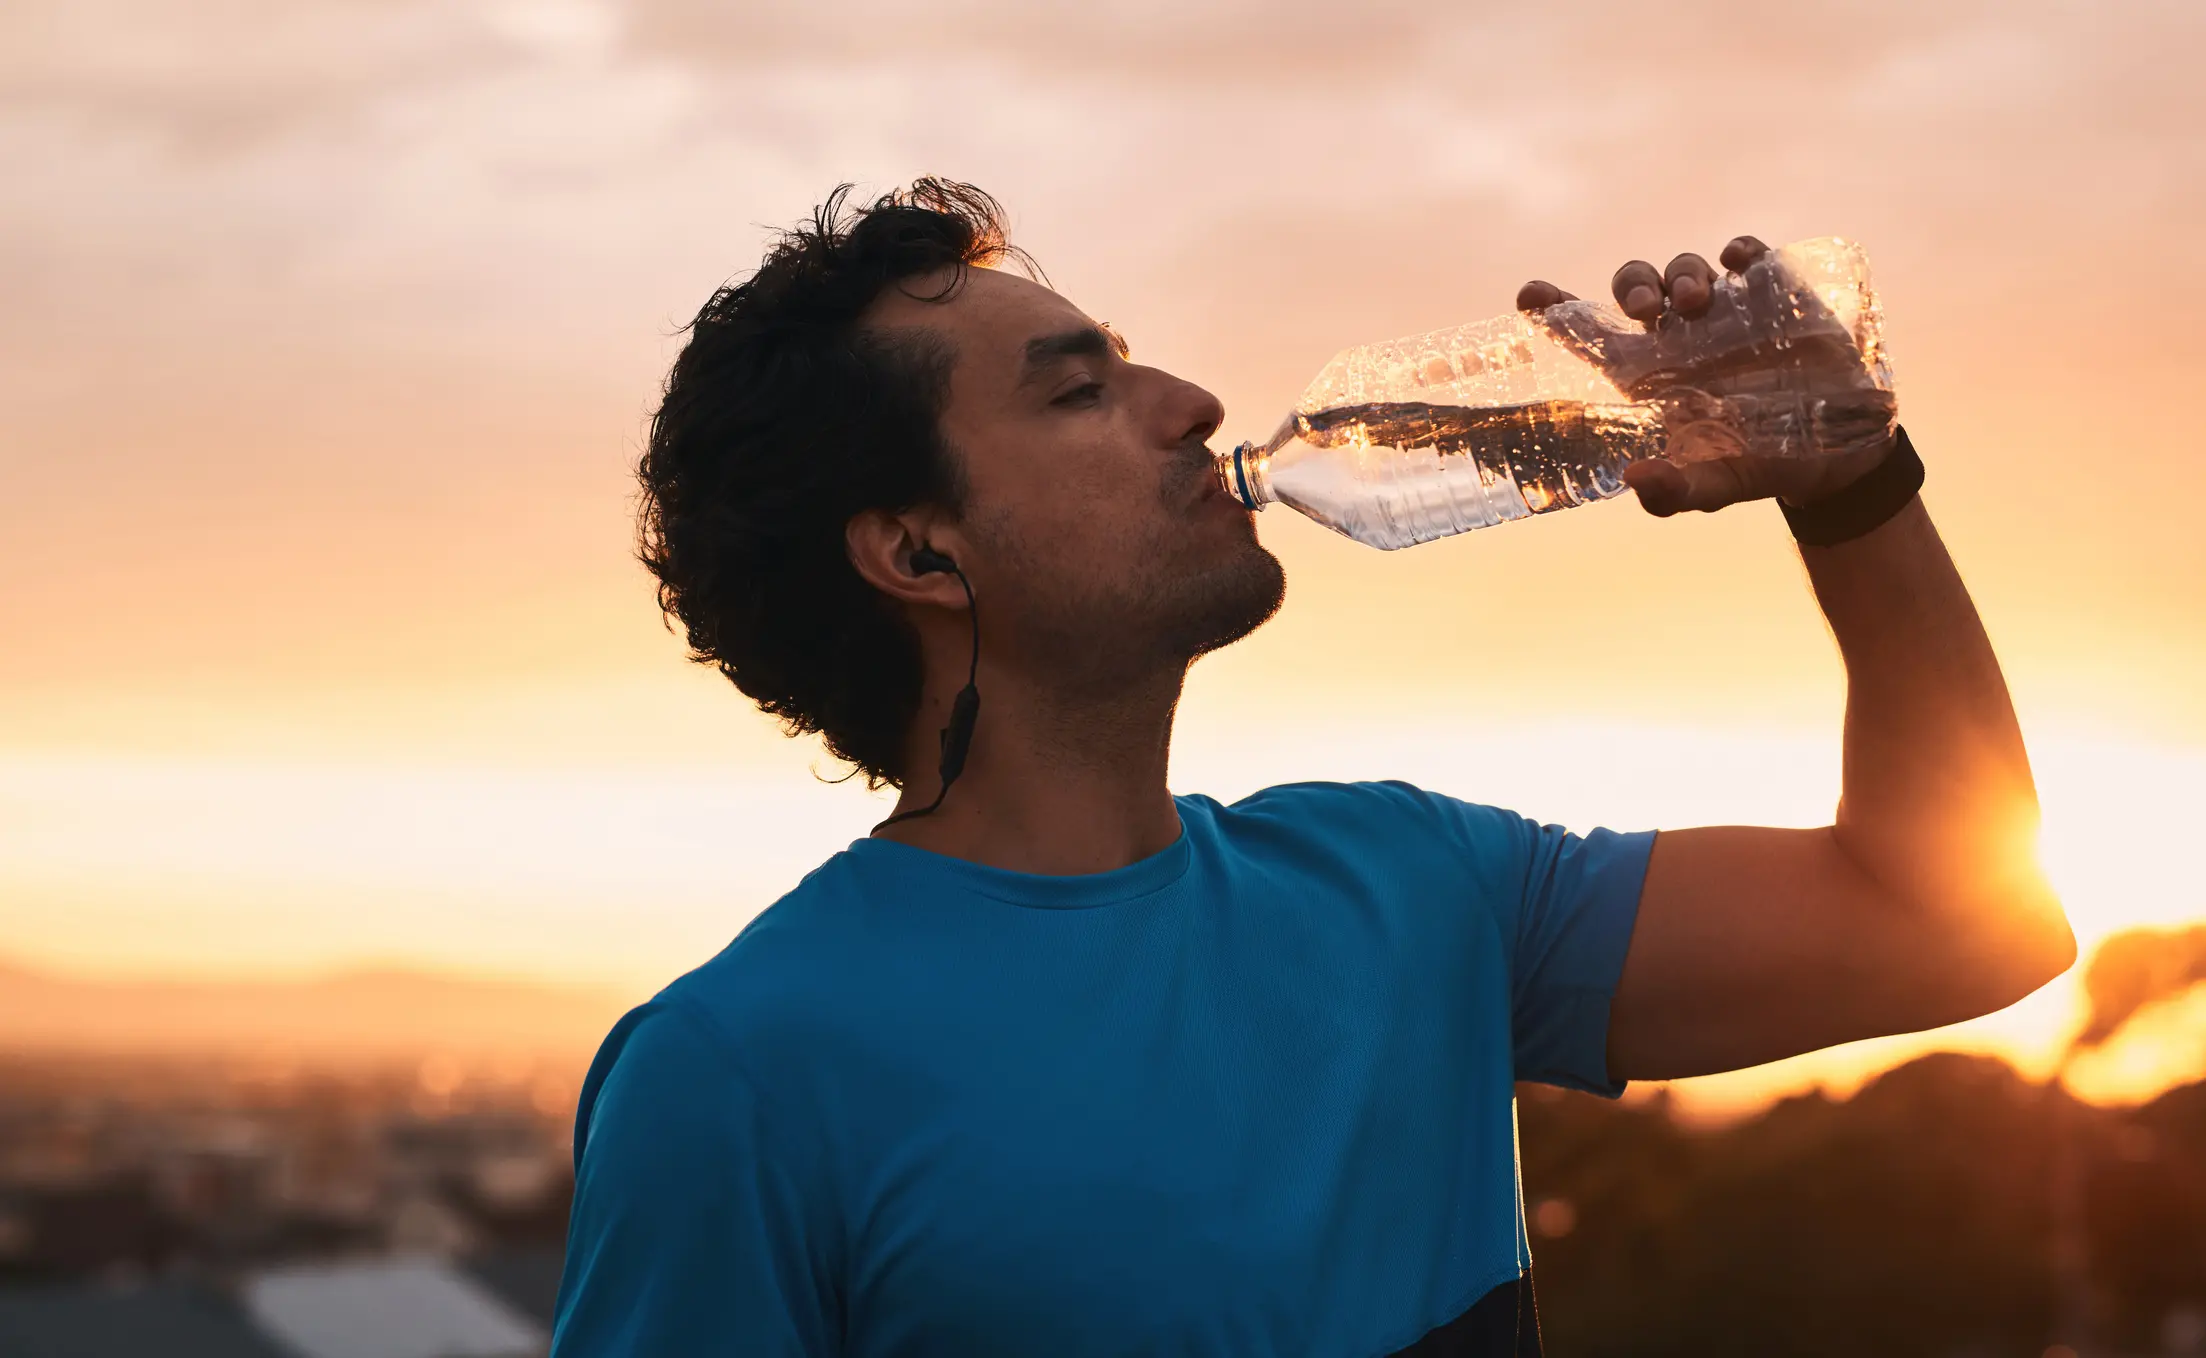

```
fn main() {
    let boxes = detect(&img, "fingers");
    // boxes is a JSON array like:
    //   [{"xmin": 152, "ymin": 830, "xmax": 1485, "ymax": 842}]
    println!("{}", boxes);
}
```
[
  {"xmin": 1622, "ymin": 449, "xmax": 1835, "ymax": 517},
  {"xmin": 1622, "ymin": 457, "xmax": 1759, "ymax": 517},
  {"xmin": 1620, "ymin": 460, "xmax": 1690, "ymax": 516},
  {"xmin": 1610, "ymin": 260, "xmax": 1665, "ymax": 322},
  {"xmin": 1719, "ymin": 235, "xmax": 1770, "ymax": 271},
  {"xmin": 1549, "ymin": 234, "xmax": 1768, "ymax": 324},
  {"xmin": 1515, "ymin": 279, "xmax": 1579, "ymax": 311},
  {"xmin": 1664, "ymin": 253, "xmax": 1716, "ymax": 316}
]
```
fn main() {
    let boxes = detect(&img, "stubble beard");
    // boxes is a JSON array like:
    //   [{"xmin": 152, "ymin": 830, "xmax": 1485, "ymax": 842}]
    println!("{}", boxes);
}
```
[
  {"xmin": 976, "ymin": 436, "xmax": 1286, "ymax": 695},
  {"xmin": 1047, "ymin": 540, "xmax": 1285, "ymax": 698},
  {"xmin": 1143, "ymin": 438, "xmax": 1285, "ymax": 665},
  {"xmin": 1151, "ymin": 536, "xmax": 1285, "ymax": 664},
  {"xmin": 979, "ymin": 520, "xmax": 1284, "ymax": 699}
]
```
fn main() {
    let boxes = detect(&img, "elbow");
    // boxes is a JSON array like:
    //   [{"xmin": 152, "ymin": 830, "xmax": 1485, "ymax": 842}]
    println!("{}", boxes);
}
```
[
  {"xmin": 2044, "ymin": 912, "xmax": 2081, "ymax": 980},
  {"xmin": 1867, "ymin": 815, "xmax": 2075, "ymax": 1016},
  {"xmin": 2004, "ymin": 857, "xmax": 2078, "ymax": 991},
  {"xmin": 2010, "ymin": 911, "xmax": 2078, "ymax": 1000},
  {"xmin": 1960, "ymin": 884, "xmax": 2077, "ymax": 1016},
  {"xmin": 2042, "ymin": 910, "xmax": 2080, "ymax": 981}
]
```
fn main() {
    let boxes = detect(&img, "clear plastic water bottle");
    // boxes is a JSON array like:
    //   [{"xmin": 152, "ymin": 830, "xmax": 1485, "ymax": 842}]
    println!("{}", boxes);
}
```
[{"xmin": 1217, "ymin": 237, "xmax": 1897, "ymax": 549}]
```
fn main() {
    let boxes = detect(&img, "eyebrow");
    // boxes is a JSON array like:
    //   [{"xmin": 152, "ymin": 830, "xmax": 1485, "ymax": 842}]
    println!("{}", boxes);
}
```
[{"xmin": 1016, "ymin": 324, "xmax": 1129, "ymax": 388}]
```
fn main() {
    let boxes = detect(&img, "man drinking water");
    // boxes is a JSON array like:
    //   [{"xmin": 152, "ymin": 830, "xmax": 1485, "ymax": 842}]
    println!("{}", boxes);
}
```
[{"xmin": 551, "ymin": 180, "xmax": 2073, "ymax": 1356}]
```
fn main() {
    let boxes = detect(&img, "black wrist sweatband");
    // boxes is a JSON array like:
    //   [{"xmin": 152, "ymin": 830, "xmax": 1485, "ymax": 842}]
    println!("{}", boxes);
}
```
[{"xmin": 1780, "ymin": 425, "xmax": 1925, "ymax": 547}]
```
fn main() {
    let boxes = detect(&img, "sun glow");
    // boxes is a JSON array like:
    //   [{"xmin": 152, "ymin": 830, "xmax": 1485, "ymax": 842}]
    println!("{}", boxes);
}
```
[
  {"xmin": 2064, "ymin": 987, "xmax": 2206, "ymax": 1106},
  {"xmin": 1618, "ymin": 734, "xmax": 2206, "ymax": 1123},
  {"xmin": 1, "ymin": 712, "xmax": 2201, "ymax": 1118}
]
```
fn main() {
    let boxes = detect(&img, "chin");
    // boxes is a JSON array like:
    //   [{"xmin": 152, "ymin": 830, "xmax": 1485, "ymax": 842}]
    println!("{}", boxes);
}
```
[{"xmin": 1172, "ymin": 540, "xmax": 1286, "ymax": 661}]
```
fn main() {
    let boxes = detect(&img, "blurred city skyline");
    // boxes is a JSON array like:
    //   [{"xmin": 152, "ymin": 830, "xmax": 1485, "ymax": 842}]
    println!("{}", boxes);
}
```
[{"xmin": 4, "ymin": 0, "xmax": 2204, "ymax": 1120}]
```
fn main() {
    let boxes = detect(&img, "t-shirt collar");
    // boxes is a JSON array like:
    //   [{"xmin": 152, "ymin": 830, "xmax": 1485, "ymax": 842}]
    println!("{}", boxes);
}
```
[{"xmin": 843, "ymin": 819, "xmax": 1193, "ymax": 910}]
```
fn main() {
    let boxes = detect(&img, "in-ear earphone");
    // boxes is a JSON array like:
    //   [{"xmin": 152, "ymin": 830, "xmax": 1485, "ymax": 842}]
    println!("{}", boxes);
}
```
[{"xmin": 876, "ymin": 547, "xmax": 982, "ymax": 829}]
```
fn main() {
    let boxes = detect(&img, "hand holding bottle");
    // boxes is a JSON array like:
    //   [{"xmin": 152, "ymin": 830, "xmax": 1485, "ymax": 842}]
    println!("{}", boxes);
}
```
[
  {"xmin": 1220, "ymin": 235, "xmax": 1898, "ymax": 550},
  {"xmin": 1515, "ymin": 235, "xmax": 1898, "ymax": 520}
]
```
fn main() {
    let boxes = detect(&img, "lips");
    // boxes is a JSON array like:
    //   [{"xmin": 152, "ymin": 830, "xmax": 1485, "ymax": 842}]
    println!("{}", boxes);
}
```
[
  {"xmin": 1165, "ymin": 444, "xmax": 1222, "ymax": 508},
  {"xmin": 1191, "ymin": 463, "xmax": 1239, "ymax": 514}
]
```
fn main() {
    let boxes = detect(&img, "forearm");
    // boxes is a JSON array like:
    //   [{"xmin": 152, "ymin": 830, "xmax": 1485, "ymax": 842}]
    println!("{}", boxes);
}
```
[{"xmin": 1803, "ymin": 496, "xmax": 2072, "ymax": 977}]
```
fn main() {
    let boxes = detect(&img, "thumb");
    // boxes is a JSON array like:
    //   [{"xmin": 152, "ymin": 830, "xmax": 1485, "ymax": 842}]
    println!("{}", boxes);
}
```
[{"xmin": 1623, "ymin": 458, "xmax": 1755, "ymax": 518}]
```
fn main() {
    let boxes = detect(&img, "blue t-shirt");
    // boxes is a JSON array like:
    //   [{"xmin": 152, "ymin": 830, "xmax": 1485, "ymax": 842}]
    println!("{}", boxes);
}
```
[{"xmin": 552, "ymin": 781, "xmax": 1652, "ymax": 1357}]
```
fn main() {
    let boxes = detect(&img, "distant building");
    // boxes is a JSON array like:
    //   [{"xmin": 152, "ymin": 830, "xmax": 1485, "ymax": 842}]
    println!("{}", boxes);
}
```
[
  {"xmin": 0, "ymin": 1278, "xmax": 290, "ymax": 1358},
  {"xmin": 0, "ymin": 1252, "xmax": 558, "ymax": 1358},
  {"xmin": 245, "ymin": 1256, "xmax": 548, "ymax": 1358}
]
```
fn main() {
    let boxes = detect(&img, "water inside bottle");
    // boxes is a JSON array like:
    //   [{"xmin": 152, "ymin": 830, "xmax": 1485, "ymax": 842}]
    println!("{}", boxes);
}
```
[
  {"xmin": 1297, "ymin": 398, "xmax": 1657, "ymax": 505},
  {"xmin": 1252, "ymin": 386, "xmax": 1894, "ymax": 551},
  {"xmin": 1240, "ymin": 399, "xmax": 1657, "ymax": 549}
]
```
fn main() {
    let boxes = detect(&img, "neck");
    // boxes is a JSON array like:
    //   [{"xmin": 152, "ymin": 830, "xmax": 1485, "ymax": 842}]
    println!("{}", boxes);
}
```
[{"xmin": 872, "ymin": 662, "xmax": 1186, "ymax": 876}]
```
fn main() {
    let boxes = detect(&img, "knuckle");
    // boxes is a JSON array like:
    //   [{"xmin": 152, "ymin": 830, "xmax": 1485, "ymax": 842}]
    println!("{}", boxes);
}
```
[{"xmin": 1722, "ymin": 235, "xmax": 1770, "ymax": 267}]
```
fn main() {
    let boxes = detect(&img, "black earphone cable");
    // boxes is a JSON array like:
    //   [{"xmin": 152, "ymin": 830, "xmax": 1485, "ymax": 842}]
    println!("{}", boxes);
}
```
[{"xmin": 875, "ymin": 552, "xmax": 980, "ymax": 831}]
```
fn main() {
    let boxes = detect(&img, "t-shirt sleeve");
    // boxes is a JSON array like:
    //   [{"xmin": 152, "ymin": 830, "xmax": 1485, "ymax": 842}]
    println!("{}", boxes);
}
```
[
  {"xmin": 1412, "ymin": 787, "xmax": 1655, "ymax": 1097},
  {"xmin": 552, "ymin": 1001, "xmax": 834, "ymax": 1358}
]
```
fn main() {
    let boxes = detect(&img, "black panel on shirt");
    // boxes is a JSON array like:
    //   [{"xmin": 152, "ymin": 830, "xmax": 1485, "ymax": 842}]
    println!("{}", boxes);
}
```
[{"xmin": 1386, "ymin": 1272, "xmax": 1541, "ymax": 1357}]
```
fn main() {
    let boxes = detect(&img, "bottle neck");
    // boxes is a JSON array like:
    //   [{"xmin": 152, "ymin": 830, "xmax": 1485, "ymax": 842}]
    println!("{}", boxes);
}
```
[{"xmin": 1222, "ymin": 441, "xmax": 1275, "ymax": 509}]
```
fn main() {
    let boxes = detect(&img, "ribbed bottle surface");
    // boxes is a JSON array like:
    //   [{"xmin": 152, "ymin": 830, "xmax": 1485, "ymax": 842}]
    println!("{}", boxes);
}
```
[{"xmin": 1224, "ymin": 238, "xmax": 1896, "ymax": 551}]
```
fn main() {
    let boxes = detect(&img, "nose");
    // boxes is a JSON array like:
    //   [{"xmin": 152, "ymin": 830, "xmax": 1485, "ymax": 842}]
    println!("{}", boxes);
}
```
[{"xmin": 1152, "ymin": 369, "xmax": 1225, "ymax": 451}]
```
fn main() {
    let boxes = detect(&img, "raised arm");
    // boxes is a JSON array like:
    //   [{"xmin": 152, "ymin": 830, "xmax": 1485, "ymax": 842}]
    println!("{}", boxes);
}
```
[{"xmin": 1521, "ymin": 241, "xmax": 2076, "ymax": 1082}]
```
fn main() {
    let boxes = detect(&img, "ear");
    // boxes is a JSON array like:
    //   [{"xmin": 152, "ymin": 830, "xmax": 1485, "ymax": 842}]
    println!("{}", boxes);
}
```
[{"xmin": 846, "ymin": 508, "xmax": 972, "ymax": 610}]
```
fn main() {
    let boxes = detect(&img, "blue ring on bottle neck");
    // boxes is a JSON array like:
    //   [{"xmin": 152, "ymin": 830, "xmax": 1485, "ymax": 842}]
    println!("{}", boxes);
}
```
[{"xmin": 1232, "ymin": 444, "xmax": 1255, "ymax": 507}]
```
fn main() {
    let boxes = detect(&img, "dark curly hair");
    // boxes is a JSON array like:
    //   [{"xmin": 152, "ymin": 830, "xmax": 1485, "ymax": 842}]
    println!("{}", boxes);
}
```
[{"xmin": 636, "ymin": 179, "xmax": 1034, "ymax": 789}]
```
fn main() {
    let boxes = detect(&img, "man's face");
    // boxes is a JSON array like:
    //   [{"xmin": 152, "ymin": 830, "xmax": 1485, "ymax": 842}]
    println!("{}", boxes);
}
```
[{"xmin": 866, "ymin": 267, "xmax": 1283, "ymax": 689}]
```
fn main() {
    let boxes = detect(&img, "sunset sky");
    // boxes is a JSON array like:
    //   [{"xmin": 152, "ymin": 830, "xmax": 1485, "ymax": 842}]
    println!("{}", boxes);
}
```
[{"xmin": 4, "ymin": 0, "xmax": 2203, "ymax": 1116}]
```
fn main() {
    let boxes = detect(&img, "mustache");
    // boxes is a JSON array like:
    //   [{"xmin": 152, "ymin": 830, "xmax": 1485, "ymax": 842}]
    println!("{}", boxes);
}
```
[{"xmin": 1163, "ymin": 436, "xmax": 1219, "ymax": 502}]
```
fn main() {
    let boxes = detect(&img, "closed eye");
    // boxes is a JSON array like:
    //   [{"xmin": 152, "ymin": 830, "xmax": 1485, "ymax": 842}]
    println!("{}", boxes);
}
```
[{"xmin": 1052, "ymin": 381, "xmax": 1103, "ymax": 407}]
